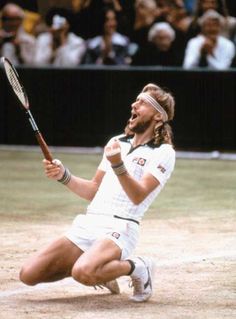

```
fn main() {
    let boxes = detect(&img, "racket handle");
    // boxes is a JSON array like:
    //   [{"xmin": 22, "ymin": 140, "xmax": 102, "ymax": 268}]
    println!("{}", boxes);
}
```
[{"xmin": 35, "ymin": 132, "xmax": 53, "ymax": 162}]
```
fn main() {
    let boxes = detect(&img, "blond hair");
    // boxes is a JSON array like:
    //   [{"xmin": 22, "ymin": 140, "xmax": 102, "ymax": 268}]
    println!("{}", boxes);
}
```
[{"xmin": 142, "ymin": 83, "xmax": 175, "ymax": 146}]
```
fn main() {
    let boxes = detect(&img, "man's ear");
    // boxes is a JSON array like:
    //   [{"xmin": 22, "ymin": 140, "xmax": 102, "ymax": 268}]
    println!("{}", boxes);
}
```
[{"xmin": 154, "ymin": 113, "xmax": 162, "ymax": 121}]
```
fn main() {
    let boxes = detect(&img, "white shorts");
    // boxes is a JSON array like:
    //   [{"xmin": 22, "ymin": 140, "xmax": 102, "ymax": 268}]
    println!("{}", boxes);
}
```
[{"xmin": 65, "ymin": 214, "xmax": 139, "ymax": 260}]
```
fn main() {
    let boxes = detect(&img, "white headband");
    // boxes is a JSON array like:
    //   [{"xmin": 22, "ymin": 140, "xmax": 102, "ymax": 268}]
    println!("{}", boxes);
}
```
[{"xmin": 137, "ymin": 93, "xmax": 168, "ymax": 122}]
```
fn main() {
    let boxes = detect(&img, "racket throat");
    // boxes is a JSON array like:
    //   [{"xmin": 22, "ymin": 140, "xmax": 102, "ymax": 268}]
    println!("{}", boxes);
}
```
[{"xmin": 26, "ymin": 110, "xmax": 40, "ymax": 133}]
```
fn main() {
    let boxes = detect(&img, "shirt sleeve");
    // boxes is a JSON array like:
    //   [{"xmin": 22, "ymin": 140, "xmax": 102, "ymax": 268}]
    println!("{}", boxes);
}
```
[{"xmin": 145, "ymin": 144, "xmax": 175, "ymax": 186}]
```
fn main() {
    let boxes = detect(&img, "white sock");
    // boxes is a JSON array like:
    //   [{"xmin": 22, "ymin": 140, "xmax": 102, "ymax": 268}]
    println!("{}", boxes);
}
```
[{"xmin": 129, "ymin": 257, "xmax": 148, "ymax": 280}]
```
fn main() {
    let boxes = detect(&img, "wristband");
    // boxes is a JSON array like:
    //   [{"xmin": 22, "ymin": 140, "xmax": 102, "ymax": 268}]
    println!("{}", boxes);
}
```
[
  {"xmin": 57, "ymin": 167, "xmax": 71, "ymax": 185},
  {"xmin": 111, "ymin": 162, "xmax": 127, "ymax": 176}
]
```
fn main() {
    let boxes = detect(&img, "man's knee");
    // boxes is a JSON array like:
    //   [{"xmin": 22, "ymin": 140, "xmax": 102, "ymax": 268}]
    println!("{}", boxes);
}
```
[
  {"xmin": 72, "ymin": 262, "xmax": 98, "ymax": 286},
  {"xmin": 19, "ymin": 265, "xmax": 39, "ymax": 286}
]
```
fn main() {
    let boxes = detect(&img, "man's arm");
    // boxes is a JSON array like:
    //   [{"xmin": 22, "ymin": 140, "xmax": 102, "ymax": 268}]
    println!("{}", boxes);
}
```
[
  {"xmin": 104, "ymin": 141, "xmax": 160, "ymax": 205},
  {"xmin": 115, "ymin": 172, "xmax": 159, "ymax": 205},
  {"xmin": 65, "ymin": 169, "xmax": 105, "ymax": 201},
  {"xmin": 43, "ymin": 159, "xmax": 105, "ymax": 201}
]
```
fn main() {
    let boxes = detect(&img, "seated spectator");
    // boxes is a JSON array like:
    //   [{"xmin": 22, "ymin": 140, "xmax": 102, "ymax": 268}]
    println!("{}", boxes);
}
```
[
  {"xmin": 70, "ymin": 0, "xmax": 135, "ymax": 40},
  {"xmin": 167, "ymin": 0, "xmax": 192, "ymax": 33},
  {"xmin": 132, "ymin": 22, "xmax": 182, "ymax": 66},
  {"xmin": 183, "ymin": 9, "xmax": 235, "ymax": 69},
  {"xmin": 129, "ymin": 0, "xmax": 158, "ymax": 47},
  {"xmin": 0, "ymin": 3, "xmax": 36, "ymax": 65},
  {"xmin": 156, "ymin": 0, "xmax": 191, "ymax": 32},
  {"xmin": 155, "ymin": 0, "xmax": 191, "ymax": 64},
  {"xmin": 34, "ymin": 13, "xmax": 86, "ymax": 66},
  {"xmin": 187, "ymin": 0, "xmax": 236, "ymax": 40},
  {"xmin": 83, "ymin": 7, "xmax": 130, "ymax": 65}
]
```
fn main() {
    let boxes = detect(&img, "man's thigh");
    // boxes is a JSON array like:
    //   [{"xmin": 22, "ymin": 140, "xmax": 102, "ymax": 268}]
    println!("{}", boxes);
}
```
[
  {"xmin": 73, "ymin": 238, "xmax": 121, "ymax": 270},
  {"xmin": 20, "ymin": 236, "xmax": 84, "ymax": 284}
]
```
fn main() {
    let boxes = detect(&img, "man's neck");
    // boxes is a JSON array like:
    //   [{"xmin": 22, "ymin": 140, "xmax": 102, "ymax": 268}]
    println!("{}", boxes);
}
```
[{"xmin": 132, "ymin": 131, "xmax": 154, "ymax": 148}]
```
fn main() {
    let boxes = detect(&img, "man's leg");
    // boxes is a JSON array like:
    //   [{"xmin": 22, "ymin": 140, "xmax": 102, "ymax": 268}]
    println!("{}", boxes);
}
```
[
  {"xmin": 20, "ymin": 236, "xmax": 83, "ymax": 286},
  {"xmin": 71, "ymin": 238, "xmax": 131, "ymax": 286},
  {"xmin": 71, "ymin": 238, "xmax": 155, "ymax": 302}
]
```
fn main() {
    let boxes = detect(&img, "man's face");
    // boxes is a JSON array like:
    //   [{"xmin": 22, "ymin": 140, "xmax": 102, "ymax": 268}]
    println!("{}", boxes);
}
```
[
  {"xmin": 128, "ymin": 96, "xmax": 158, "ymax": 133},
  {"xmin": 201, "ymin": 0, "xmax": 218, "ymax": 12},
  {"xmin": 152, "ymin": 30, "xmax": 173, "ymax": 51},
  {"xmin": 202, "ymin": 18, "xmax": 221, "ymax": 38},
  {"xmin": 135, "ymin": 0, "xmax": 155, "ymax": 17},
  {"xmin": 2, "ymin": 16, "xmax": 22, "ymax": 34}
]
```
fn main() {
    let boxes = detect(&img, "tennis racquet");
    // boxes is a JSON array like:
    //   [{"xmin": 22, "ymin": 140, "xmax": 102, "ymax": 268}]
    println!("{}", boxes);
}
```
[{"xmin": 1, "ymin": 57, "xmax": 53, "ymax": 161}]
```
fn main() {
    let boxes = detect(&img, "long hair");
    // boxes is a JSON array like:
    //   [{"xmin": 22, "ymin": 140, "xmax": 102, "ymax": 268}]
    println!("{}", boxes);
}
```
[{"xmin": 142, "ymin": 83, "xmax": 175, "ymax": 146}]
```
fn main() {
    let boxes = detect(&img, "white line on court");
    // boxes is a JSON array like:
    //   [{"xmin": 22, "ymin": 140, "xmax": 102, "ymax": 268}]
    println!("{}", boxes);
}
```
[{"xmin": 1, "ymin": 250, "xmax": 236, "ymax": 299}]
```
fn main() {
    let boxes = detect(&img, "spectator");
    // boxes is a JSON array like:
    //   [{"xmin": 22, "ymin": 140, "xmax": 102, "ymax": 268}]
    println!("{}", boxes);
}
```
[
  {"xmin": 132, "ymin": 22, "xmax": 182, "ymax": 66},
  {"xmin": 167, "ymin": 0, "xmax": 192, "ymax": 32},
  {"xmin": 70, "ymin": 0, "xmax": 135, "ymax": 39},
  {"xmin": 83, "ymin": 7, "xmax": 130, "ymax": 65},
  {"xmin": 155, "ymin": 0, "xmax": 191, "ymax": 32},
  {"xmin": 0, "ymin": 3, "xmax": 36, "ymax": 65},
  {"xmin": 129, "ymin": 0, "xmax": 158, "ymax": 47},
  {"xmin": 34, "ymin": 13, "xmax": 86, "ymax": 66},
  {"xmin": 155, "ymin": 0, "xmax": 190, "ymax": 63},
  {"xmin": 187, "ymin": 0, "xmax": 236, "ymax": 40},
  {"xmin": 183, "ymin": 9, "xmax": 235, "ymax": 69}
]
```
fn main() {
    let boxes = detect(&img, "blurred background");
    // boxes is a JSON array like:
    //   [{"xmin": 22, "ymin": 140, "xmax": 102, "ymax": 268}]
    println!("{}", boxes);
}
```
[{"xmin": 0, "ymin": 0, "xmax": 236, "ymax": 151}]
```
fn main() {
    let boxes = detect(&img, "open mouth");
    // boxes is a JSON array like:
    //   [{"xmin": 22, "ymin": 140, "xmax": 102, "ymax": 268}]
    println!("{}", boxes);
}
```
[{"xmin": 130, "ymin": 113, "xmax": 138, "ymax": 121}]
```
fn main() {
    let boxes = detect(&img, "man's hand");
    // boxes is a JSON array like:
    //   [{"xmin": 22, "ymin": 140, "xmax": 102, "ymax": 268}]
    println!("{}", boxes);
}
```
[
  {"xmin": 104, "ymin": 140, "xmax": 122, "ymax": 165},
  {"xmin": 201, "ymin": 37, "xmax": 216, "ymax": 56},
  {"xmin": 43, "ymin": 159, "xmax": 65, "ymax": 180},
  {"xmin": 51, "ymin": 24, "xmax": 68, "ymax": 50}
]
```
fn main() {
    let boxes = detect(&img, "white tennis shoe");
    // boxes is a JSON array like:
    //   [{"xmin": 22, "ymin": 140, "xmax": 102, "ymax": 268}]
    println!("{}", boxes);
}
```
[{"xmin": 129, "ymin": 257, "xmax": 155, "ymax": 302}]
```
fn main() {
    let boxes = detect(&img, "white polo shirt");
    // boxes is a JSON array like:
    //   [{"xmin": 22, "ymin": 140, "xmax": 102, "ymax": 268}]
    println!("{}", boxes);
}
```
[{"xmin": 87, "ymin": 134, "xmax": 175, "ymax": 222}]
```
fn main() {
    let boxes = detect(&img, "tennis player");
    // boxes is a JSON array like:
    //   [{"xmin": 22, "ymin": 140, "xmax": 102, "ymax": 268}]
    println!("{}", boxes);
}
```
[{"xmin": 20, "ymin": 83, "xmax": 175, "ymax": 302}]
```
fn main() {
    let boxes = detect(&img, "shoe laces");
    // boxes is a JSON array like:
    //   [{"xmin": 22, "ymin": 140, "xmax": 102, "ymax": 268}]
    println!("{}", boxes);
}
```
[
  {"xmin": 129, "ymin": 277, "xmax": 143, "ymax": 295},
  {"xmin": 93, "ymin": 284, "xmax": 104, "ymax": 291}
]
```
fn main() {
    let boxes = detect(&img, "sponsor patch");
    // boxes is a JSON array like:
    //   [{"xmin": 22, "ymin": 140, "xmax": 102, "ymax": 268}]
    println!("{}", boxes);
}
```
[
  {"xmin": 132, "ymin": 157, "xmax": 146, "ymax": 166},
  {"xmin": 157, "ymin": 164, "xmax": 166, "ymax": 173},
  {"xmin": 111, "ymin": 232, "xmax": 120, "ymax": 239}
]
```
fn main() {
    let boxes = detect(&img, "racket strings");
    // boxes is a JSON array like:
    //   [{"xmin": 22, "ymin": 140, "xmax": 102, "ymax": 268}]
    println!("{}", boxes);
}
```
[{"xmin": 5, "ymin": 63, "xmax": 28, "ymax": 107}]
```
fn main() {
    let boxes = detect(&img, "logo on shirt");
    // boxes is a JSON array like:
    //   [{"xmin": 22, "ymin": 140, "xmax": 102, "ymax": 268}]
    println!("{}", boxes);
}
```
[
  {"xmin": 157, "ymin": 164, "xmax": 166, "ymax": 173},
  {"xmin": 111, "ymin": 232, "xmax": 120, "ymax": 239},
  {"xmin": 132, "ymin": 157, "xmax": 147, "ymax": 166}
]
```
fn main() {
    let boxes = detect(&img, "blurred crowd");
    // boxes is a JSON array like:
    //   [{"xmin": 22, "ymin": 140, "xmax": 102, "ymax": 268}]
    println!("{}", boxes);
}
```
[{"xmin": 1, "ymin": 0, "xmax": 236, "ymax": 69}]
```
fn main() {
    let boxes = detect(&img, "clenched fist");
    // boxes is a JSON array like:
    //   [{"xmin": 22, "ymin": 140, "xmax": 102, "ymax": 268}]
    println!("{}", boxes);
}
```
[{"xmin": 104, "ymin": 139, "xmax": 122, "ymax": 166}]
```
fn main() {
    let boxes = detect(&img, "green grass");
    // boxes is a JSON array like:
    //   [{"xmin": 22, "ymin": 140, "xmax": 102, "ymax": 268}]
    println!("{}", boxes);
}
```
[{"xmin": 0, "ymin": 150, "xmax": 235, "ymax": 222}]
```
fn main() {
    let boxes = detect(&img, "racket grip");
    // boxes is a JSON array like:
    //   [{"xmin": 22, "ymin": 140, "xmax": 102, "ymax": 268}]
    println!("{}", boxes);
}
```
[{"xmin": 35, "ymin": 132, "xmax": 53, "ymax": 162}]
